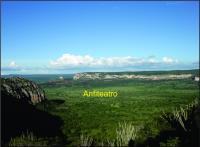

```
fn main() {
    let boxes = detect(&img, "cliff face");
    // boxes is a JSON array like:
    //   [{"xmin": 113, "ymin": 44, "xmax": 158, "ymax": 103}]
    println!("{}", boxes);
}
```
[
  {"xmin": 1, "ymin": 77, "xmax": 63, "ymax": 145},
  {"xmin": 1, "ymin": 77, "xmax": 45, "ymax": 104},
  {"xmin": 73, "ymin": 73, "xmax": 192, "ymax": 80}
]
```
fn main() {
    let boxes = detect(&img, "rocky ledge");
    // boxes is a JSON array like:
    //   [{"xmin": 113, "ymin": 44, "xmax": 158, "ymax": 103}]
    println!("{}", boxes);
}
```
[
  {"xmin": 1, "ymin": 77, "xmax": 46, "ymax": 104},
  {"xmin": 73, "ymin": 73, "xmax": 193, "ymax": 80}
]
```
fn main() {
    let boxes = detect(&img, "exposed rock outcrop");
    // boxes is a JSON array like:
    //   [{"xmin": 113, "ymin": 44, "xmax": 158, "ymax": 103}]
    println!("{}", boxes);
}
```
[
  {"xmin": 1, "ymin": 77, "xmax": 64, "ymax": 145},
  {"xmin": 1, "ymin": 77, "xmax": 45, "ymax": 104},
  {"xmin": 73, "ymin": 73, "xmax": 193, "ymax": 81}
]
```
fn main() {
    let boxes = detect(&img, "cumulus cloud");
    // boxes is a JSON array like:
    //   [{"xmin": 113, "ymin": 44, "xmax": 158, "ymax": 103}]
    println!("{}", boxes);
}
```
[
  {"xmin": 50, "ymin": 54, "xmax": 95, "ymax": 67},
  {"xmin": 1, "ymin": 61, "xmax": 50, "ymax": 74},
  {"xmin": 162, "ymin": 57, "xmax": 178, "ymax": 64},
  {"xmin": 9, "ymin": 61, "xmax": 18, "ymax": 68},
  {"xmin": 2, "ymin": 61, "xmax": 20, "ymax": 71},
  {"xmin": 50, "ymin": 54, "xmax": 180, "ymax": 70},
  {"xmin": 147, "ymin": 56, "xmax": 158, "ymax": 64},
  {"xmin": 2, "ymin": 55, "xmax": 197, "ymax": 75},
  {"xmin": 50, "ymin": 54, "xmax": 158, "ymax": 69}
]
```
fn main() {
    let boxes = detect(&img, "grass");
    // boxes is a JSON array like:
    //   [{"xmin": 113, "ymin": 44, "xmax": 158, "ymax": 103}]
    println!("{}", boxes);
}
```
[
  {"xmin": 78, "ymin": 121, "xmax": 140, "ymax": 146},
  {"xmin": 8, "ymin": 131, "xmax": 48, "ymax": 147},
  {"xmin": 39, "ymin": 78, "xmax": 199, "ymax": 146},
  {"xmin": 80, "ymin": 134, "xmax": 93, "ymax": 147},
  {"xmin": 116, "ymin": 122, "xmax": 139, "ymax": 146}
]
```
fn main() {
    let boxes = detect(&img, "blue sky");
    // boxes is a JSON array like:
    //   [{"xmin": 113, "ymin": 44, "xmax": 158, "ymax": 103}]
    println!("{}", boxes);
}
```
[{"xmin": 1, "ymin": 1, "xmax": 199, "ymax": 74}]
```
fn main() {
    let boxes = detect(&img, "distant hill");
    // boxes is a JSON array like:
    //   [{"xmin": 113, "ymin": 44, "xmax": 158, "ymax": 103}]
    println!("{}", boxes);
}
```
[
  {"xmin": 1, "ymin": 74, "xmax": 74, "ymax": 83},
  {"xmin": 73, "ymin": 69, "xmax": 199, "ymax": 80},
  {"xmin": 83, "ymin": 69, "xmax": 199, "ymax": 76},
  {"xmin": 2, "ymin": 69, "xmax": 199, "ymax": 82}
]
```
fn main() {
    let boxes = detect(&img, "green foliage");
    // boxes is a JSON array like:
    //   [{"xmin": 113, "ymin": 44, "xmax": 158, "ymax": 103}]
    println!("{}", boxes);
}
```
[
  {"xmin": 7, "ymin": 70, "xmax": 198, "ymax": 146},
  {"xmin": 161, "ymin": 99, "xmax": 199, "ymax": 131},
  {"xmin": 84, "ymin": 69, "xmax": 199, "ymax": 76},
  {"xmin": 160, "ymin": 137, "xmax": 180, "ymax": 147},
  {"xmin": 159, "ymin": 99, "xmax": 199, "ymax": 147},
  {"xmin": 41, "ymin": 78, "xmax": 199, "ymax": 145}
]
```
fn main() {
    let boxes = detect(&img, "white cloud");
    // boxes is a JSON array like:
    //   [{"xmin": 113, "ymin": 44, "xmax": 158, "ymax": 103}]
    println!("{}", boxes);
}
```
[
  {"xmin": 9, "ymin": 61, "xmax": 18, "ymax": 68},
  {"xmin": 50, "ymin": 54, "xmax": 95, "ymax": 67},
  {"xmin": 148, "ymin": 58, "xmax": 157, "ymax": 63},
  {"xmin": 50, "ymin": 54, "xmax": 180, "ymax": 69},
  {"xmin": 2, "ymin": 55, "xmax": 196, "ymax": 75},
  {"xmin": 50, "ymin": 54, "xmax": 151, "ymax": 69},
  {"xmin": 148, "ymin": 56, "xmax": 158, "ymax": 63},
  {"xmin": 162, "ymin": 57, "xmax": 178, "ymax": 64}
]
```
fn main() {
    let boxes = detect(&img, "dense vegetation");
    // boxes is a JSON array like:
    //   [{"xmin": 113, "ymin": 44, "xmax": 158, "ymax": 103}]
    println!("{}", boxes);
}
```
[
  {"xmin": 83, "ymin": 69, "xmax": 199, "ymax": 76},
  {"xmin": 41, "ymin": 78, "xmax": 199, "ymax": 146},
  {"xmin": 2, "ymin": 69, "xmax": 199, "ymax": 146}
]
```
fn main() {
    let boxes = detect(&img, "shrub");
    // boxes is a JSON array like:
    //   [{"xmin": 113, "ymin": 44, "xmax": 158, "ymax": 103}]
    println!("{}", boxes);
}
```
[
  {"xmin": 161, "ymin": 99, "xmax": 199, "ymax": 132},
  {"xmin": 160, "ymin": 98, "xmax": 200, "ymax": 146}
]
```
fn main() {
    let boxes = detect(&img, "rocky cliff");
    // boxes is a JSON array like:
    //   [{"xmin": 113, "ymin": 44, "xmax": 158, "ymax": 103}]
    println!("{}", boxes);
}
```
[
  {"xmin": 1, "ymin": 77, "xmax": 45, "ymax": 104},
  {"xmin": 1, "ymin": 77, "xmax": 64, "ymax": 145},
  {"xmin": 73, "ymin": 73, "xmax": 193, "ymax": 80}
]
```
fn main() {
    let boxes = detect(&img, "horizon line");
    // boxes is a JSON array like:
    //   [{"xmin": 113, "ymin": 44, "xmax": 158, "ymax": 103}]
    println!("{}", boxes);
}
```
[{"xmin": 1, "ymin": 68, "xmax": 199, "ymax": 76}]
